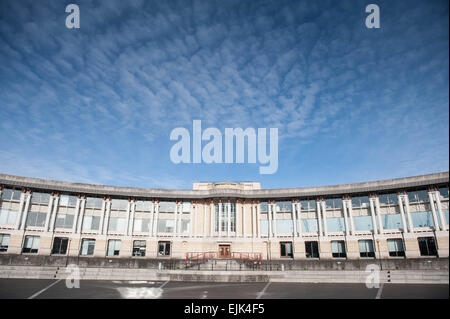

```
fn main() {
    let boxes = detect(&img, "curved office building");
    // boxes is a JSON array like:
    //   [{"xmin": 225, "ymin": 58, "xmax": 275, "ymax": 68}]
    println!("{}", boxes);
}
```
[{"xmin": 0, "ymin": 172, "xmax": 448, "ymax": 261}]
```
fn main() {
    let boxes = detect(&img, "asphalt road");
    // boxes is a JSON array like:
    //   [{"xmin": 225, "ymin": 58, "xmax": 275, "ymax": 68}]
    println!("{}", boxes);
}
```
[{"xmin": 0, "ymin": 279, "xmax": 447, "ymax": 299}]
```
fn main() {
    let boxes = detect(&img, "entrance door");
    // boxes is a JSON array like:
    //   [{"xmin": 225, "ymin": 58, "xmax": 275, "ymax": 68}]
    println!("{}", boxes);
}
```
[{"xmin": 219, "ymin": 245, "xmax": 231, "ymax": 258}]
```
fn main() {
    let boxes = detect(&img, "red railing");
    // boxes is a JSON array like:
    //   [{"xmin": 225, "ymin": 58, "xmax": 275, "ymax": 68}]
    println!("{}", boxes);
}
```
[
  {"xmin": 231, "ymin": 252, "xmax": 262, "ymax": 266},
  {"xmin": 185, "ymin": 251, "xmax": 217, "ymax": 267}
]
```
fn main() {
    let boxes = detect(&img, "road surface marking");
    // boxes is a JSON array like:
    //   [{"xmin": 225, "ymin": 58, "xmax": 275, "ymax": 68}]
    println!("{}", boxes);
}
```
[
  {"xmin": 28, "ymin": 279, "xmax": 63, "ymax": 299},
  {"xmin": 256, "ymin": 282, "xmax": 271, "ymax": 299},
  {"xmin": 376, "ymin": 283, "xmax": 384, "ymax": 299},
  {"xmin": 159, "ymin": 280, "xmax": 169, "ymax": 289}
]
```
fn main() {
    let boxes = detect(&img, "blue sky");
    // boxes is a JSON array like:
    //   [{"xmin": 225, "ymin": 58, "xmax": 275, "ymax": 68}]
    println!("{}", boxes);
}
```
[{"xmin": 0, "ymin": 0, "xmax": 448, "ymax": 189}]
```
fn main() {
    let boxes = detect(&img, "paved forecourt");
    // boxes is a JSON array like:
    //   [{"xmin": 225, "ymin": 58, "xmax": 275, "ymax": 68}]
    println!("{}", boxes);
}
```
[{"xmin": 0, "ymin": 279, "xmax": 447, "ymax": 299}]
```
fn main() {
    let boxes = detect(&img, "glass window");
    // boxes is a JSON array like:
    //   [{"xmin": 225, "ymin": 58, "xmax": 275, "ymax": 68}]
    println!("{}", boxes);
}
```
[
  {"xmin": 354, "ymin": 216, "xmax": 373, "ymax": 231},
  {"xmin": 387, "ymin": 238, "xmax": 405, "ymax": 257},
  {"xmin": 80, "ymin": 239, "xmax": 95, "ymax": 255},
  {"xmin": 82, "ymin": 216, "xmax": 100, "ymax": 231},
  {"xmin": 351, "ymin": 196, "xmax": 370, "ymax": 208},
  {"xmin": 159, "ymin": 201, "xmax": 175, "ymax": 212},
  {"xmin": 277, "ymin": 220, "xmax": 293, "ymax": 233},
  {"xmin": 0, "ymin": 209, "xmax": 17, "ymax": 225},
  {"xmin": 359, "ymin": 240, "xmax": 375, "ymax": 258},
  {"xmin": 134, "ymin": 218, "xmax": 150, "ymax": 232},
  {"xmin": 22, "ymin": 236, "xmax": 39, "ymax": 253},
  {"xmin": 276, "ymin": 201, "xmax": 292, "ymax": 212},
  {"xmin": 300, "ymin": 199, "xmax": 316, "ymax": 211},
  {"xmin": 31, "ymin": 192, "xmax": 50, "ymax": 204},
  {"xmin": 0, "ymin": 234, "xmax": 10, "ymax": 252},
  {"xmin": 439, "ymin": 187, "xmax": 449, "ymax": 199},
  {"xmin": 59, "ymin": 195, "xmax": 78, "ymax": 207},
  {"xmin": 417, "ymin": 237, "xmax": 437, "ymax": 256},
  {"xmin": 107, "ymin": 239, "xmax": 121, "ymax": 256},
  {"xmin": 407, "ymin": 190, "xmax": 429, "ymax": 203},
  {"xmin": 157, "ymin": 219, "xmax": 174, "ymax": 233},
  {"xmin": 26, "ymin": 212, "xmax": 46, "ymax": 227},
  {"xmin": 378, "ymin": 193, "xmax": 398, "ymax": 205},
  {"xmin": 86, "ymin": 197, "xmax": 103, "ymax": 209},
  {"xmin": 52, "ymin": 237, "xmax": 68, "ymax": 255},
  {"xmin": 260, "ymin": 202, "xmax": 268, "ymax": 212},
  {"xmin": 181, "ymin": 220, "xmax": 190, "ymax": 234},
  {"xmin": 108, "ymin": 217, "xmax": 126, "ymax": 232},
  {"xmin": 1, "ymin": 188, "xmax": 21, "ymax": 201},
  {"xmin": 383, "ymin": 214, "xmax": 403, "ymax": 230},
  {"xmin": 411, "ymin": 211, "xmax": 435, "ymax": 228},
  {"xmin": 325, "ymin": 198, "xmax": 342, "ymax": 209},
  {"xmin": 280, "ymin": 242, "xmax": 293, "ymax": 258},
  {"xmin": 133, "ymin": 240, "xmax": 146, "ymax": 257},
  {"xmin": 305, "ymin": 241, "xmax": 319, "ymax": 258},
  {"xmin": 331, "ymin": 241, "xmax": 346, "ymax": 258},
  {"xmin": 55, "ymin": 214, "xmax": 74, "ymax": 229},
  {"xmin": 135, "ymin": 200, "xmax": 152, "ymax": 211},
  {"xmin": 182, "ymin": 202, "xmax": 191, "ymax": 212},
  {"xmin": 301, "ymin": 219, "xmax": 318, "ymax": 233},
  {"xmin": 158, "ymin": 241, "xmax": 171, "ymax": 256},
  {"xmin": 327, "ymin": 217, "xmax": 345, "ymax": 232},
  {"xmin": 111, "ymin": 199, "xmax": 128, "ymax": 210}
]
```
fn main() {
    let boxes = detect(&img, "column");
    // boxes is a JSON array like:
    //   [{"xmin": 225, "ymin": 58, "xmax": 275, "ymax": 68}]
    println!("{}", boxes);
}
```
[
  {"xmin": 428, "ymin": 191, "xmax": 440, "ymax": 231},
  {"xmin": 149, "ymin": 201, "xmax": 154, "ymax": 236},
  {"xmin": 189, "ymin": 201, "xmax": 194, "ymax": 237},
  {"xmin": 375, "ymin": 195, "xmax": 384, "ymax": 234},
  {"xmin": 76, "ymin": 196, "xmax": 86, "ymax": 233},
  {"xmin": 129, "ymin": 200, "xmax": 135, "ymax": 236},
  {"xmin": 99, "ymin": 198, "xmax": 106, "ymax": 234},
  {"xmin": 252, "ymin": 202, "xmax": 257, "ymax": 238},
  {"xmin": 19, "ymin": 191, "xmax": 31, "ymax": 230},
  {"xmin": 397, "ymin": 194, "xmax": 408, "ymax": 232},
  {"xmin": 125, "ymin": 199, "xmax": 131, "ymax": 236},
  {"xmin": 72, "ymin": 197, "xmax": 81, "ymax": 234},
  {"xmin": 104, "ymin": 198, "xmax": 111, "ymax": 234},
  {"xmin": 43, "ymin": 194, "xmax": 54, "ymax": 231},
  {"xmin": 316, "ymin": 199, "xmax": 323, "ymax": 237},
  {"xmin": 321, "ymin": 199, "xmax": 328, "ymax": 237},
  {"xmin": 243, "ymin": 202, "xmax": 247, "ymax": 237},
  {"xmin": 267, "ymin": 201, "xmax": 272, "ymax": 238},
  {"xmin": 218, "ymin": 200, "xmax": 222, "ymax": 238},
  {"xmin": 256, "ymin": 201, "xmax": 261, "ymax": 238},
  {"xmin": 227, "ymin": 200, "xmax": 231, "ymax": 237},
  {"xmin": 347, "ymin": 197, "xmax": 355, "ymax": 235},
  {"xmin": 342, "ymin": 198, "xmax": 350, "ymax": 236},
  {"xmin": 403, "ymin": 194, "xmax": 414, "ymax": 233},
  {"xmin": 210, "ymin": 201, "xmax": 214, "ymax": 237},
  {"xmin": 296, "ymin": 201, "xmax": 303, "ymax": 239},
  {"xmin": 292, "ymin": 200, "xmax": 297, "ymax": 237},
  {"xmin": 15, "ymin": 190, "xmax": 26, "ymax": 230},
  {"xmin": 153, "ymin": 200, "xmax": 159, "ymax": 237},
  {"xmin": 434, "ymin": 190, "xmax": 447, "ymax": 231},
  {"xmin": 235, "ymin": 200, "xmax": 240, "ymax": 237},
  {"xmin": 173, "ymin": 201, "xmax": 178, "ymax": 237},
  {"xmin": 369, "ymin": 195, "xmax": 378, "ymax": 234},
  {"xmin": 203, "ymin": 202, "xmax": 207, "ymax": 237},
  {"xmin": 49, "ymin": 194, "xmax": 59, "ymax": 232}
]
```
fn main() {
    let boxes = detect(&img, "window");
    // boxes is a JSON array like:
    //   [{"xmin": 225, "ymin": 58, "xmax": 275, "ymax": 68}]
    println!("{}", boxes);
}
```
[
  {"xmin": 159, "ymin": 201, "xmax": 175, "ymax": 212},
  {"xmin": 418, "ymin": 237, "xmax": 437, "ymax": 257},
  {"xmin": 181, "ymin": 220, "xmax": 190, "ymax": 234},
  {"xmin": 157, "ymin": 219, "xmax": 174, "ymax": 233},
  {"xmin": 359, "ymin": 240, "xmax": 375, "ymax": 258},
  {"xmin": 301, "ymin": 219, "xmax": 318, "ymax": 233},
  {"xmin": 182, "ymin": 202, "xmax": 191, "ymax": 212},
  {"xmin": 52, "ymin": 237, "xmax": 68, "ymax": 255},
  {"xmin": 108, "ymin": 217, "xmax": 126, "ymax": 232},
  {"xmin": 411, "ymin": 211, "xmax": 434, "ymax": 228},
  {"xmin": 82, "ymin": 216, "xmax": 100, "ymax": 231},
  {"xmin": 407, "ymin": 190, "xmax": 429, "ymax": 203},
  {"xmin": 331, "ymin": 241, "xmax": 346, "ymax": 258},
  {"xmin": 0, "ymin": 234, "xmax": 10, "ymax": 252},
  {"xmin": 133, "ymin": 240, "xmax": 146, "ymax": 257},
  {"xmin": 215, "ymin": 202, "xmax": 235, "ymax": 232},
  {"xmin": 280, "ymin": 242, "xmax": 293, "ymax": 258},
  {"xmin": 133, "ymin": 218, "xmax": 150, "ymax": 232},
  {"xmin": 85, "ymin": 197, "xmax": 103, "ymax": 209},
  {"xmin": 31, "ymin": 192, "xmax": 50, "ymax": 204},
  {"xmin": 55, "ymin": 214, "xmax": 74, "ymax": 229},
  {"xmin": 135, "ymin": 200, "xmax": 152, "ymax": 211},
  {"xmin": 276, "ymin": 201, "xmax": 292, "ymax": 212},
  {"xmin": 158, "ymin": 241, "xmax": 171, "ymax": 256},
  {"xmin": 107, "ymin": 240, "xmax": 121, "ymax": 256},
  {"xmin": 0, "ymin": 209, "xmax": 17, "ymax": 225},
  {"xmin": 439, "ymin": 186, "xmax": 449, "ymax": 199},
  {"xmin": 260, "ymin": 202, "xmax": 268, "ymax": 212},
  {"xmin": 351, "ymin": 196, "xmax": 370, "ymax": 208},
  {"xmin": 1, "ymin": 188, "xmax": 21, "ymax": 201},
  {"xmin": 26, "ymin": 212, "xmax": 46, "ymax": 227},
  {"xmin": 300, "ymin": 199, "xmax": 316, "ymax": 210},
  {"xmin": 354, "ymin": 215, "xmax": 373, "ymax": 231},
  {"xmin": 22, "ymin": 236, "xmax": 40, "ymax": 253},
  {"xmin": 111, "ymin": 199, "xmax": 128, "ymax": 210},
  {"xmin": 378, "ymin": 193, "xmax": 398, "ymax": 205},
  {"xmin": 325, "ymin": 198, "xmax": 342, "ymax": 209},
  {"xmin": 305, "ymin": 241, "xmax": 319, "ymax": 258},
  {"xmin": 387, "ymin": 238, "xmax": 405, "ymax": 257},
  {"xmin": 59, "ymin": 195, "xmax": 78, "ymax": 207},
  {"xmin": 277, "ymin": 220, "xmax": 293, "ymax": 233},
  {"xmin": 327, "ymin": 217, "xmax": 345, "ymax": 232},
  {"xmin": 80, "ymin": 239, "xmax": 95, "ymax": 256}
]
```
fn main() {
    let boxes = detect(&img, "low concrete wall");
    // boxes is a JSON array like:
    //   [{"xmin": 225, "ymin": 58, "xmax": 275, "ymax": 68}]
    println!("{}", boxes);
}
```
[{"xmin": 1, "ymin": 254, "xmax": 447, "ymax": 271}]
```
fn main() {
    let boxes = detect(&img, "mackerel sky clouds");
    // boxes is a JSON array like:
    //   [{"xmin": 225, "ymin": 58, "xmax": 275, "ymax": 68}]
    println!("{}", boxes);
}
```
[{"xmin": 0, "ymin": 0, "xmax": 448, "ymax": 189}]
